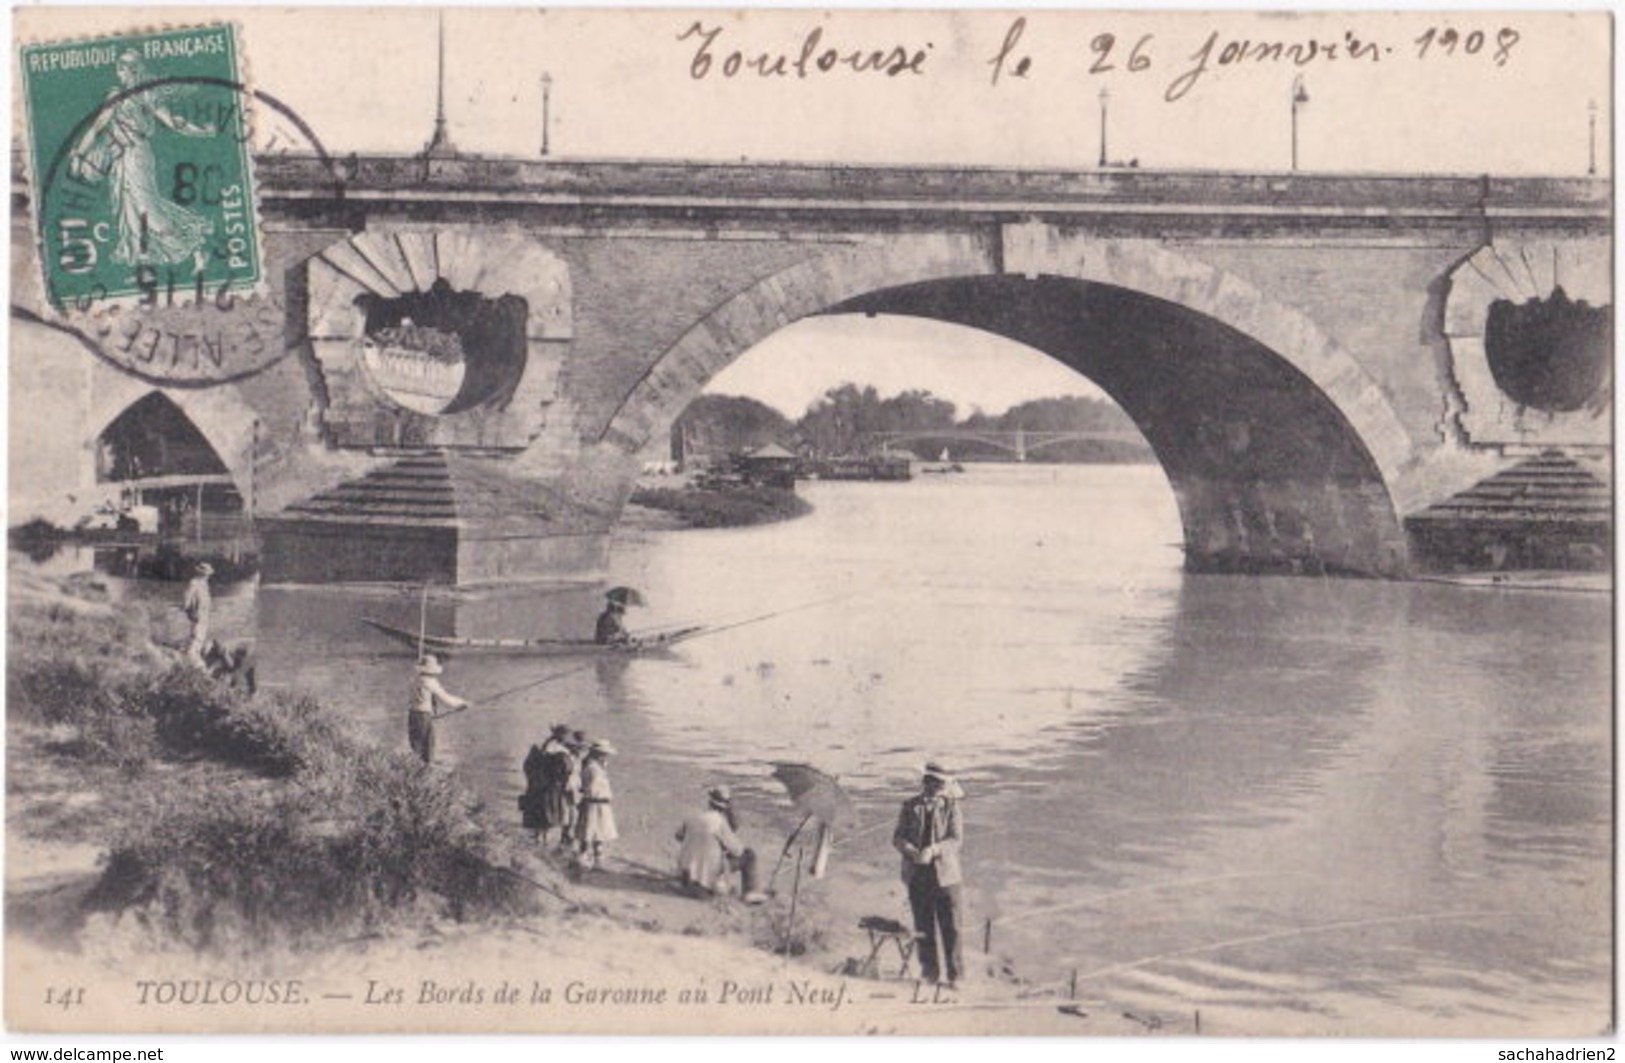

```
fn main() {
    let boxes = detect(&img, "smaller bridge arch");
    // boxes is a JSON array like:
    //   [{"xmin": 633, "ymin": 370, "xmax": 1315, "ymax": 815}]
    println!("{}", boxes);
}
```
[{"xmin": 88, "ymin": 379, "xmax": 261, "ymax": 511}]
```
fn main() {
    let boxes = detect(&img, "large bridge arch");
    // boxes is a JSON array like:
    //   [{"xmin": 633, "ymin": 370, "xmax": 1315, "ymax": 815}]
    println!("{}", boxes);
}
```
[{"xmin": 598, "ymin": 233, "xmax": 1415, "ymax": 576}]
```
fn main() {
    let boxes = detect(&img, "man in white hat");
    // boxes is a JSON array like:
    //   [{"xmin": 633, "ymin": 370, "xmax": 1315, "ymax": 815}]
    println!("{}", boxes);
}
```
[
  {"xmin": 407, "ymin": 654, "xmax": 470, "ymax": 765},
  {"xmin": 675, "ymin": 785, "xmax": 748, "ymax": 897},
  {"xmin": 893, "ymin": 761, "xmax": 965, "ymax": 987},
  {"xmin": 182, "ymin": 562, "xmax": 214, "ymax": 667}
]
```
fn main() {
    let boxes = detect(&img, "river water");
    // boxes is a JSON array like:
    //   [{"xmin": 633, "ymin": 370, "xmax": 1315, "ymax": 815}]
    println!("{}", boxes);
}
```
[{"xmin": 60, "ymin": 464, "xmax": 1614, "ymax": 1035}]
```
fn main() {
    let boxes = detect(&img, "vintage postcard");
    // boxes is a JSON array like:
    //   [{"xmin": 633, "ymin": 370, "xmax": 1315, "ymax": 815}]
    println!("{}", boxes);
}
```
[{"xmin": 4, "ymin": 6, "xmax": 1612, "ymax": 1040}]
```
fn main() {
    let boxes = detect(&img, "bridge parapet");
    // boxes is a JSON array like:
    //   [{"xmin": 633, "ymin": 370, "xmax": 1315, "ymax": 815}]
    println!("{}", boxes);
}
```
[{"xmin": 236, "ymin": 154, "xmax": 1612, "ymax": 228}]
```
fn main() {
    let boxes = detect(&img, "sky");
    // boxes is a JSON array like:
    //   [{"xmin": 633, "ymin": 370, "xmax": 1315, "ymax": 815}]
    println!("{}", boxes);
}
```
[
  {"xmin": 705, "ymin": 314, "xmax": 1106, "ymax": 419},
  {"xmin": 13, "ymin": 8, "xmax": 1611, "ymax": 174},
  {"xmin": 12, "ymin": 7, "xmax": 1611, "ymax": 418}
]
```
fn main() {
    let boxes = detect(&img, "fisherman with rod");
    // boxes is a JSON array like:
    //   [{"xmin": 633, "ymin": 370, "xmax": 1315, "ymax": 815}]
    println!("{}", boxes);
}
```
[{"xmin": 407, "ymin": 652, "xmax": 471, "ymax": 765}]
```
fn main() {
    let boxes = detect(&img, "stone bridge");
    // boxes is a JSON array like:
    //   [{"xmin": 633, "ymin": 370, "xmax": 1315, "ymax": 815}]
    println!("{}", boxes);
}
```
[{"xmin": 10, "ymin": 155, "xmax": 1611, "ymax": 582}]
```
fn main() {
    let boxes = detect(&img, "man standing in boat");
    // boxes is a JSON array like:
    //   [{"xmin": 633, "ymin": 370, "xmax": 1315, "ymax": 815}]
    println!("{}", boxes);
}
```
[
  {"xmin": 893, "ymin": 761, "xmax": 966, "ymax": 988},
  {"xmin": 408, "ymin": 653, "xmax": 470, "ymax": 765}
]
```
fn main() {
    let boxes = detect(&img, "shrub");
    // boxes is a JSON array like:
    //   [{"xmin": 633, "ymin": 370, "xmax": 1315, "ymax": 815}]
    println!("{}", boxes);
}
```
[
  {"xmin": 214, "ymin": 693, "xmax": 350, "ymax": 777},
  {"xmin": 14, "ymin": 572, "xmax": 540, "ymax": 951},
  {"xmin": 9, "ymin": 655, "xmax": 119, "ymax": 726},
  {"xmin": 113, "ymin": 668, "xmax": 345, "ymax": 777},
  {"xmin": 91, "ymin": 751, "xmax": 537, "ymax": 951},
  {"xmin": 9, "ymin": 654, "xmax": 156, "ymax": 770}
]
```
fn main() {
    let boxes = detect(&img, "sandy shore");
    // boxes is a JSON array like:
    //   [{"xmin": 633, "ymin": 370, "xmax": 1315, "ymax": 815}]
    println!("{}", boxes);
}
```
[
  {"xmin": 6, "ymin": 826, "xmax": 1147, "ymax": 1035},
  {"xmin": 5, "ymin": 711, "xmax": 1149, "ymax": 1036},
  {"xmin": 3, "ymin": 566, "xmax": 1153, "ymax": 1036}
]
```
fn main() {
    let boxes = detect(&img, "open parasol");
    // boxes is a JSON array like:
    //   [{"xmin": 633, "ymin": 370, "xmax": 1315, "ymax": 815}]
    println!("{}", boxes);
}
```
[
  {"xmin": 605, "ymin": 586, "xmax": 646, "ymax": 607},
  {"xmin": 769, "ymin": 762, "xmax": 854, "ymax": 883},
  {"xmin": 770, "ymin": 761, "xmax": 855, "ymax": 828}
]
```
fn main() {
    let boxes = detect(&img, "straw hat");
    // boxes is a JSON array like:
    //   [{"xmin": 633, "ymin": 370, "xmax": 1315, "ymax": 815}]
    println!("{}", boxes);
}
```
[
  {"xmin": 590, "ymin": 739, "xmax": 617, "ymax": 756},
  {"xmin": 194, "ymin": 562, "xmax": 214, "ymax": 577},
  {"xmin": 922, "ymin": 761, "xmax": 954, "ymax": 783},
  {"xmin": 416, "ymin": 654, "xmax": 444, "ymax": 676},
  {"xmin": 707, "ymin": 785, "xmax": 732, "ymax": 810}
]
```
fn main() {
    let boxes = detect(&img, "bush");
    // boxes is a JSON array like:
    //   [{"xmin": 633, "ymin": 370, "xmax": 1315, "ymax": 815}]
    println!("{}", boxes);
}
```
[
  {"xmin": 215, "ymin": 693, "xmax": 350, "ymax": 777},
  {"xmin": 87, "ymin": 667, "xmax": 346, "ymax": 777},
  {"xmin": 13, "ymin": 572, "xmax": 539, "ymax": 951},
  {"xmin": 91, "ymin": 750, "xmax": 537, "ymax": 951},
  {"xmin": 9, "ymin": 655, "xmax": 119, "ymax": 726},
  {"xmin": 9, "ymin": 654, "xmax": 156, "ymax": 770}
]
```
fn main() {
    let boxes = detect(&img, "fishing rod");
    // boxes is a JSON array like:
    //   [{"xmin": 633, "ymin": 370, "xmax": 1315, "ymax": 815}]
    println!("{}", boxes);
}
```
[
  {"xmin": 659, "ymin": 591, "xmax": 860, "ymax": 643},
  {"xmin": 446, "ymin": 591, "xmax": 862, "ymax": 716}
]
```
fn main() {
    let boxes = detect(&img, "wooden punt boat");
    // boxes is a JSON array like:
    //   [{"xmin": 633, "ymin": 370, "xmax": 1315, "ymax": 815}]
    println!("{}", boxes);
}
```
[{"xmin": 361, "ymin": 617, "xmax": 705, "ymax": 657}]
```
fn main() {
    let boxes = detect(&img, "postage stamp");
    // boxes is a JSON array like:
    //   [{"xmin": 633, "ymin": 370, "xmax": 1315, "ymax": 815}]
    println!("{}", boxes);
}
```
[{"xmin": 19, "ymin": 24, "xmax": 261, "ymax": 313}]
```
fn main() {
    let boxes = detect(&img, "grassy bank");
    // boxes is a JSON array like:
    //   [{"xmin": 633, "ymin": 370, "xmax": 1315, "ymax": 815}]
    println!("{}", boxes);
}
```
[
  {"xmin": 8, "ymin": 571, "xmax": 538, "ymax": 954},
  {"xmin": 628, "ymin": 483, "xmax": 811, "ymax": 529}
]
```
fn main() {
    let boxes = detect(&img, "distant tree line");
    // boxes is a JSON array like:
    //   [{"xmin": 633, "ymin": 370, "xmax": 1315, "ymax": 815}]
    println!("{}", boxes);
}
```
[{"xmin": 673, "ymin": 386, "xmax": 1155, "ymax": 464}]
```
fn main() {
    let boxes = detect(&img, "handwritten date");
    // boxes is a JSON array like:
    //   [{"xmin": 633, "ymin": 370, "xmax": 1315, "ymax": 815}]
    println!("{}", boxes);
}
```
[{"xmin": 986, "ymin": 18, "xmax": 1522, "ymax": 100}]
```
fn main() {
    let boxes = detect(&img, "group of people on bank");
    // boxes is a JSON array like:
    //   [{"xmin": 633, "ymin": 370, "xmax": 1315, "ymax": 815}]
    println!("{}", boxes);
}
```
[
  {"xmin": 186, "ymin": 570, "xmax": 965, "ymax": 988},
  {"xmin": 518, "ymin": 725, "xmax": 766, "ymax": 899},
  {"xmin": 517, "ymin": 724, "xmax": 619, "ymax": 869}
]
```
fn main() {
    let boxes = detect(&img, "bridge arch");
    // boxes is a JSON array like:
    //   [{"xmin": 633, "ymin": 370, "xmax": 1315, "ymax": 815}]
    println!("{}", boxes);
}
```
[
  {"xmin": 599, "ymin": 234, "xmax": 1415, "ymax": 576},
  {"xmin": 88, "ymin": 377, "xmax": 261, "ymax": 508}
]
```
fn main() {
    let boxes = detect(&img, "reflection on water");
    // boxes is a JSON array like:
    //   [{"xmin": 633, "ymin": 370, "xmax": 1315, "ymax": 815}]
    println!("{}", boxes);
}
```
[{"xmin": 27, "ymin": 464, "xmax": 1612, "ymax": 1034}]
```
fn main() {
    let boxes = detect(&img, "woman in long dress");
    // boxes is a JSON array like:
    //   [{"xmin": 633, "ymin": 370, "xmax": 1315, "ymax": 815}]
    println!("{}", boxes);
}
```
[
  {"xmin": 521, "ymin": 725, "xmax": 579, "ymax": 847},
  {"xmin": 576, "ymin": 740, "xmax": 619, "ymax": 869},
  {"xmin": 71, "ymin": 50, "xmax": 216, "ymax": 268}
]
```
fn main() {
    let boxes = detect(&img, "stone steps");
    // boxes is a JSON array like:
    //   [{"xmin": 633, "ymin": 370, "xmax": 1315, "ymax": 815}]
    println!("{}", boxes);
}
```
[{"xmin": 1407, "ymin": 451, "xmax": 1611, "ymax": 526}]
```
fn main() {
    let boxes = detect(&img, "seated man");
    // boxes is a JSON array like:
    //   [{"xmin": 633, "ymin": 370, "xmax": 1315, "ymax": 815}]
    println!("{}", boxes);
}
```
[{"xmin": 675, "ymin": 786, "xmax": 764, "ymax": 902}]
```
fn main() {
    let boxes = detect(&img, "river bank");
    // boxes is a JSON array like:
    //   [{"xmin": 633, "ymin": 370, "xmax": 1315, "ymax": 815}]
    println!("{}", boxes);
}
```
[
  {"xmin": 5, "ymin": 564, "xmax": 1147, "ymax": 1035},
  {"xmin": 627, "ymin": 481, "xmax": 812, "ymax": 530}
]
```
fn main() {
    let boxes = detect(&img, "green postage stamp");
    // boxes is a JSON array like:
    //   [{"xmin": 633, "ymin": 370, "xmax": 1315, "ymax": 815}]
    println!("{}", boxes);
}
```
[{"xmin": 20, "ymin": 24, "xmax": 261, "ymax": 311}]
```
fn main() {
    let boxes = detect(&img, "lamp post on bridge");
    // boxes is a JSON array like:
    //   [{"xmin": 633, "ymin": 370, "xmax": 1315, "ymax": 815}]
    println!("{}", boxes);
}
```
[
  {"xmin": 1290, "ymin": 76, "xmax": 1309, "ymax": 172},
  {"xmin": 1588, "ymin": 98, "xmax": 1597, "ymax": 176},
  {"xmin": 1098, "ymin": 87, "xmax": 1110, "ymax": 168},
  {"xmin": 541, "ymin": 72, "xmax": 553, "ymax": 157},
  {"xmin": 422, "ymin": 11, "xmax": 457, "ymax": 159}
]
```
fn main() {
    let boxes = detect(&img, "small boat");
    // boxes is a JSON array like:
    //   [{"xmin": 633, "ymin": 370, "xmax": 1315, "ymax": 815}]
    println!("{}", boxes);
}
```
[{"xmin": 360, "ymin": 617, "xmax": 706, "ymax": 657}]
